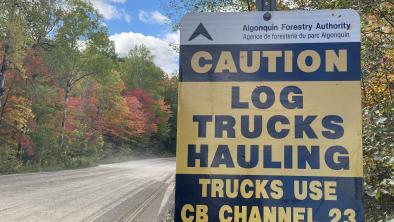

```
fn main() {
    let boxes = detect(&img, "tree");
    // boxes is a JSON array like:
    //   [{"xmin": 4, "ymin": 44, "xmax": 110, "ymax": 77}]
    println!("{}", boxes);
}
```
[
  {"xmin": 123, "ymin": 88, "xmax": 172, "ymax": 151},
  {"xmin": 161, "ymin": 76, "xmax": 178, "ymax": 153},
  {"xmin": 0, "ymin": 0, "xmax": 67, "ymax": 168},
  {"xmin": 0, "ymin": 0, "xmax": 30, "ymax": 113},
  {"xmin": 120, "ymin": 45, "xmax": 166, "ymax": 98},
  {"xmin": 43, "ymin": 0, "xmax": 115, "ymax": 154},
  {"xmin": 0, "ymin": 0, "xmax": 61, "ymax": 115}
]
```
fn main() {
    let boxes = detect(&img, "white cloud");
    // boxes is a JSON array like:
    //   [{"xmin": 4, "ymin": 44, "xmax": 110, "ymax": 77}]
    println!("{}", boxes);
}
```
[
  {"xmin": 110, "ymin": 31, "xmax": 179, "ymax": 74},
  {"xmin": 164, "ymin": 31, "xmax": 180, "ymax": 44},
  {"xmin": 87, "ymin": 0, "xmax": 131, "ymax": 22},
  {"xmin": 138, "ymin": 10, "xmax": 170, "ymax": 25},
  {"xmin": 120, "ymin": 8, "xmax": 131, "ymax": 23}
]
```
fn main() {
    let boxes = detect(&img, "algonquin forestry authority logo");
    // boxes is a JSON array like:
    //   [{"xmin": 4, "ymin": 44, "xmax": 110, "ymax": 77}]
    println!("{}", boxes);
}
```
[{"xmin": 189, "ymin": 23, "xmax": 213, "ymax": 41}]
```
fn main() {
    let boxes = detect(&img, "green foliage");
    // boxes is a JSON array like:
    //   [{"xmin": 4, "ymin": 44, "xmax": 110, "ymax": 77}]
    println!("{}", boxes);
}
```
[
  {"xmin": 0, "ymin": 144, "xmax": 22, "ymax": 174},
  {"xmin": 0, "ymin": 0, "xmax": 178, "ymax": 174},
  {"xmin": 64, "ymin": 130, "xmax": 99, "ymax": 168},
  {"xmin": 120, "ymin": 45, "xmax": 166, "ymax": 97},
  {"xmin": 162, "ymin": 76, "xmax": 178, "ymax": 153},
  {"xmin": 29, "ymin": 126, "xmax": 62, "ymax": 166},
  {"xmin": 363, "ymin": 105, "xmax": 394, "ymax": 221}
]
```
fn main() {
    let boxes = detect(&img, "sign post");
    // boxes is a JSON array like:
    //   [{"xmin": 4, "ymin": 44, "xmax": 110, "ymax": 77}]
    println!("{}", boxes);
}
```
[
  {"xmin": 176, "ymin": 10, "xmax": 363, "ymax": 222},
  {"xmin": 257, "ymin": 0, "xmax": 276, "ymax": 11}
]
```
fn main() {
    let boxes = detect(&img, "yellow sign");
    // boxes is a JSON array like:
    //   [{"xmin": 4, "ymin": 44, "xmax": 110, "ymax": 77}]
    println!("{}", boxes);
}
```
[{"xmin": 176, "ymin": 10, "xmax": 363, "ymax": 222}]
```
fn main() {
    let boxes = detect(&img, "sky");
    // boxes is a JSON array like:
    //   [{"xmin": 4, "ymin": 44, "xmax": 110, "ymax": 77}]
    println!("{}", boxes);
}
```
[{"xmin": 87, "ymin": 0, "xmax": 180, "ymax": 74}]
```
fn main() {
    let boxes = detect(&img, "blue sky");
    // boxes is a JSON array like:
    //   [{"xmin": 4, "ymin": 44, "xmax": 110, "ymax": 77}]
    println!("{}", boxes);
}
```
[{"xmin": 88, "ymin": 0, "xmax": 179, "ymax": 74}]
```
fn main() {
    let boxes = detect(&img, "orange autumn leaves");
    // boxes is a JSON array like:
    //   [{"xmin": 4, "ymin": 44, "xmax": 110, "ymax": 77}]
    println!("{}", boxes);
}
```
[
  {"xmin": 65, "ymin": 83, "xmax": 172, "ymax": 142},
  {"xmin": 1, "ymin": 40, "xmax": 176, "ymax": 164}
]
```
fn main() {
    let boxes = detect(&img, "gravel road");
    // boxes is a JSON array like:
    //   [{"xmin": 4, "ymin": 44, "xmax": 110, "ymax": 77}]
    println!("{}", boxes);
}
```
[{"xmin": 0, "ymin": 158, "xmax": 176, "ymax": 222}]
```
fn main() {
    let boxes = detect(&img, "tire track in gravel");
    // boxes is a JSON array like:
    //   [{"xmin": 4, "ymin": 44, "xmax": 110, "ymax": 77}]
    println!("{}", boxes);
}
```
[{"xmin": 0, "ymin": 158, "xmax": 175, "ymax": 222}]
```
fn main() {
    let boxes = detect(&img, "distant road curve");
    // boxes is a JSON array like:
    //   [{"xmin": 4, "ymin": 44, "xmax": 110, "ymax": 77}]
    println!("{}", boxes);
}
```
[{"xmin": 0, "ymin": 158, "xmax": 176, "ymax": 222}]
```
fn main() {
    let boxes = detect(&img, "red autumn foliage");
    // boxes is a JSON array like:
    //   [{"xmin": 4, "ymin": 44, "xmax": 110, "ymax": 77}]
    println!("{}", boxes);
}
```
[
  {"xmin": 122, "ymin": 88, "xmax": 172, "ymax": 138},
  {"xmin": 20, "ymin": 135, "xmax": 33, "ymax": 156},
  {"xmin": 124, "ymin": 94, "xmax": 148, "ymax": 136},
  {"xmin": 123, "ymin": 88, "xmax": 157, "ymax": 133},
  {"xmin": 64, "ymin": 84, "xmax": 101, "ymax": 141},
  {"xmin": 62, "ymin": 87, "xmax": 171, "ymax": 142},
  {"xmin": 101, "ymin": 94, "xmax": 149, "ymax": 140},
  {"xmin": 65, "ymin": 97, "xmax": 81, "ymax": 131},
  {"xmin": 24, "ymin": 48, "xmax": 53, "ymax": 82},
  {"xmin": 80, "ymin": 82, "xmax": 99, "ymax": 130},
  {"xmin": 101, "ymin": 97, "xmax": 129, "ymax": 140}
]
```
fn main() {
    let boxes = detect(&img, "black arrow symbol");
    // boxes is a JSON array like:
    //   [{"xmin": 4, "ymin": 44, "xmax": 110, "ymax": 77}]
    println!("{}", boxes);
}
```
[{"xmin": 188, "ymin": 23, "xmax": 213, "ymax": 41}]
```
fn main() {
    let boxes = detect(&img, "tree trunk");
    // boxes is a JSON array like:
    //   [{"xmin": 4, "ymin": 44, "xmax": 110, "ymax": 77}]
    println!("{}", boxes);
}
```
[
  {"xmin": 59, "ymin": 80, "xmax": 71, "ymax": 157},
  {"xmin": 246, "ymin": 0, "xmax": 252, "ymax": 11},
  {"xmin": 0, "ymin": 44, "xmax": 10, "ymax": 116},
  {"xmin": 0, "ymin": 1, "xmax": 16, "ymax": 118}
]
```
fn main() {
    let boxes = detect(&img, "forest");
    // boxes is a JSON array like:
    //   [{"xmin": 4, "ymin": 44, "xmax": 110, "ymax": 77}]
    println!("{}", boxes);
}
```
[
  {"xmin": 0, "ymin": 0, "xmax": 393, "ymax": 221},
  {"xmin": 0, "ymin": 0, "xmax": 178, "ymax": 173}
]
